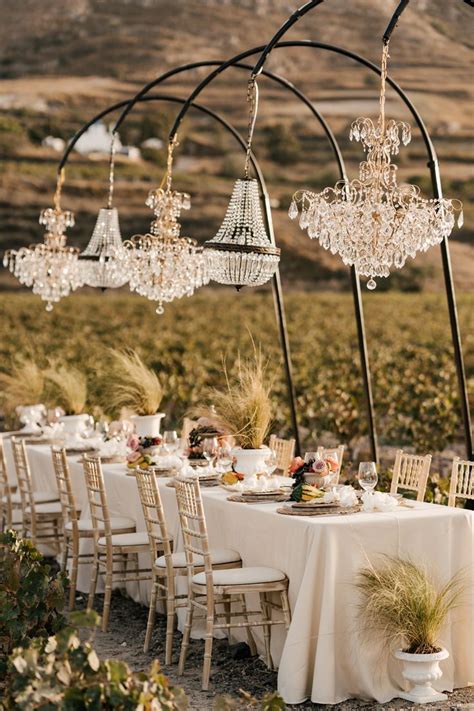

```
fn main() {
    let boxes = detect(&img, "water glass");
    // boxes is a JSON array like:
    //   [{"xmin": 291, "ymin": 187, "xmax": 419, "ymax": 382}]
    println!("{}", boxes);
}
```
[
  {"xmin": 265, "ymin": 448, "xmax": 278, "ymax": 475},
  {"xmin": 358, "ymin": 462, "xmax": 378, "ymax": 492},
  {"xmin": 163, "ymin": 430, "xmax": 179, "ymax": 453},
  {"xmin": 202, "ymin": 437, "xmax": 218, "ymax": 466}
]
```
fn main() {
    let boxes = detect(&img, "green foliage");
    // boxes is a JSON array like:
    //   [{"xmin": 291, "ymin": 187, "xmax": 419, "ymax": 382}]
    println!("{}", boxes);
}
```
[
  {"xmin": 2, "ymin": 610, "xmax": 189, "ymax": 710},
  {"xmin": 214, "ymin": 690, "xmax": 285, "ymax": 710},
  {"xmin": 0, "ymin": 531, "xmax": 67, "ymax": 678}
]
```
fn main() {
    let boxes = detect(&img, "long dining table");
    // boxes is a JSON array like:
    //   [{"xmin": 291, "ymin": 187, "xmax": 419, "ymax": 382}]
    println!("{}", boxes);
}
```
[{"xmin": 3, "ymin": 438, "xmax": 474, "ymax": 705}]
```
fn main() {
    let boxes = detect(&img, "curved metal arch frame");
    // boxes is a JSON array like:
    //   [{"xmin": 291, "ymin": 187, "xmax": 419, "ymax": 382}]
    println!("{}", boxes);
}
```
[{"xmin": 155, "ymin": 40, "xmax": 471, "ymax": 460}]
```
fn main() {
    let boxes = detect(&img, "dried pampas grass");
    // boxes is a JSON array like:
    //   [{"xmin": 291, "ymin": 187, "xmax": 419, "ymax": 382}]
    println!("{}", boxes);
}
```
[
  {"xmin": 0, "ymin": 358, "xmax": 45, "ymax": 413},
  {"xmin": 45, "ymin": 363, "xmax": 87, "ymax": 415},
  {"xmin": 105, "ymin": 349, "xmax": 163, "ymax": 417}
]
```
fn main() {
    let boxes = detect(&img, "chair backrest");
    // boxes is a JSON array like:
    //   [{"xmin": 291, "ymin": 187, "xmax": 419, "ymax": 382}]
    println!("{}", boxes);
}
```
[
  {"xmin": 11, "ymin": 437, "xmax": 34, "ymax": 514},
  {"xmin": 135, "ymin": 468, "xmax": 172, "ymax": 561},
  {"xmin": 51, "ymin": 447, "xmax": 79, "ymax": 528},
  {"xmin": 174, "ymin": 478, "xmax": 213, "ymax": 585},
  {"xmin": 181, "ymin": 418, "xmax": 198, "ymax": 446},
  {"xmin": 82, "ymin": 455, "xmax": 111, "ymax": 541},
  {"xmin": 268, "ymin": 435, "xmax": 295, "ymax": 474},
  {"xmin": 0, "ymin": 439, "xmax": 12, "ymax": 527},
  {"xmin": 317, "ymin": 444, "xmax": 345, "ymax": 484},
  {"xmin": 448, "ymin": 457, "xmax": 474, "ymax": 507},
  {"xmin": 390, "ymin": 449, "xmax": 432, "ymax": 501}
]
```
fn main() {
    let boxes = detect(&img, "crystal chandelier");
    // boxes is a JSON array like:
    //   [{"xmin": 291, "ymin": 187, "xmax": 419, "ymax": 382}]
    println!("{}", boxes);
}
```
[
  {"xmin": 289, "ymin": 41, "xmax": 463, "ymax": 290},
  {"xmin": 117, "ymin": 138, "xmax": 209, "ymax": 314},
  {"xmin": 204, "ymin": 78, "xmax": 280, "ymax": 289},
  {"xmin": 80, "ymin": 132, "xmax": 129, "ymax": 289},
  {"xmin": 3, "ymin": 171, "xmax": 84, "ymax": 310}
]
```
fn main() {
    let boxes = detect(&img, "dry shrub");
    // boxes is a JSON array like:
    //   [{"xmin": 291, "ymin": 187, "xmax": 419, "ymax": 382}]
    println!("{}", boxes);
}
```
[
  {"xmin": 105, "ymin": 349, "xmax": 163, "ymax": 417},
  {"xmin": 0, "ymin": 358, "xmax": 44, "ymax": 414},
  {"xmin": 44, "ymin": 363, "xmax": 87, "ymax": 415},
  {"xmin": 356, "ymin": 557, "xmax": 466, "ymax": 654},
  {"xmin": 194, "ymin": 347, "xmax": 273, "ymax": 450}
]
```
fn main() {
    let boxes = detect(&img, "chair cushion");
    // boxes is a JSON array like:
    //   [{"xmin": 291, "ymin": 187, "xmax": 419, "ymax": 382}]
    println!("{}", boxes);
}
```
[
  {"xmin": 193, "ymin": 566, "xmax": 286, "ymax": 587},
  {"xmin": 65, "ymin": 516, "xmax": 135, "ymax": 533},
  {"xmin": 9, "ymin": 491, "xmax": 59, "ymax": 505},
  {"xmin": 156, "ymin": 548, "xmax": 241, "ymax": 569},
  {"xmin": 25, "ymin": 501, "xmax": 62, "ymax": 516},
  {"xmin": 98, "ymin": 531, "xmax": 149, "ymax": 547}
]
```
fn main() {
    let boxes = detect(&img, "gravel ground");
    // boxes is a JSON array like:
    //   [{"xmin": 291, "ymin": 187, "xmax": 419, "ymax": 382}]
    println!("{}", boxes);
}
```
[{"xmin": 76, "ymin": 591, "xmax": 474, "ymax": 711}]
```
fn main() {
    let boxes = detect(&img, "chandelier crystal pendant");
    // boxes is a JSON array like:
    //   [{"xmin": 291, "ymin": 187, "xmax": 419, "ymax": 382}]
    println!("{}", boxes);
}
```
[
  {"xmin": 118, "ymin": 138, "xmax": 209, "ymax": 314},
  {"xmin": 288, "ymin": 41, "xmax": 463, "ymax": 290},
  {"xmin": 3, "ymin": 171, "xmax": 84, "ymax": 311},
  {"xmin": 204, "ymin": 77, "xmax": 280, "ymax": 289},
  {"xmin": 80, "ymin": 132, "xmax": 129, "ymax": 289}
]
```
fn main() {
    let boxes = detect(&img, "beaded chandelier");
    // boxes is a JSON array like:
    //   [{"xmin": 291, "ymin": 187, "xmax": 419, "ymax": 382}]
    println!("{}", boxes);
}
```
[
  {"xmin": 289, "ymin": 41, "xmax": 463, "ymax": 289},
  {"xmin": 3, "ymin": 171, "xmax": 84, "ymax": 310},
  {"xmin": 117, "ymin": 138, "xmax": 209, "ymax": 314},
  {"xmin": 80, "ymin": 132, "xmax": 129, "ymax": 289},
  {"xmin": 204, "ymin": 78, "xmax": 280, "ymax": 289}
]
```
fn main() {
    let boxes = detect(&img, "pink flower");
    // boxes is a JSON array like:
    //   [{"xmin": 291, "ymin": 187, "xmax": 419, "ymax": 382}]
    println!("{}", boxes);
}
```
[
  {"xmin": 289, "ymin": 456, "xmax": 305, "ymax": 475},
  {"xmin": 127, "ymin": 434, "xmax": 140, "ymax": 451},
  {"xmin": 127, "ymin": 451, "xmax": 141, "ymax": 464},
  {"xmin": 312, "ymin": 459, "xmax": 329, "ymax": 475}
]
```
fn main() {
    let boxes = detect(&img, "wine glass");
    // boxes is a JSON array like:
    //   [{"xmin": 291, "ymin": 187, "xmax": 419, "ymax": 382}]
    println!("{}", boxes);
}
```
[
  {"xmin": 215, "ymin": 444, "xmax": 234, "ymax": 475},
  {"xmin": 358, "ymin": 462, "xmax": 378, "ymax": 493},
  {"xmin": 265, "ymin": 448, "xmax": 278, "ymax": 476},
  {"xmin": 202, "ymin": 437, "xmax": 218, "ymax": 467},
  {"xmin": 163, "ymin": 430, "xmax": 179, "ymax": 454}
]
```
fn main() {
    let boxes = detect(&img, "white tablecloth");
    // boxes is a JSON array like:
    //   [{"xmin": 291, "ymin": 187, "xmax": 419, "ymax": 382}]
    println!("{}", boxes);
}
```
[{"xmin": 4, "ymin": 441, "xmax": 474, "ymax": 704}]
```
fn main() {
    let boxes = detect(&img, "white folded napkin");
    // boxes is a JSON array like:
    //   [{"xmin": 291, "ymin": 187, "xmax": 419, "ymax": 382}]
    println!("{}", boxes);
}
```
[
  {"xmin": 98, "ymin": 439, "xmax": 127, "ymax": 458},
  {"xmin": 153, "ymin": 454, "xmax": 183, "ymax": 470},
  {"xmin": 323, "ymin": 485, "xmax": 358, "ymax": 508},
  {"xmin": 361, "ymin": 490, "xmax": 399, "ymax": 512}
]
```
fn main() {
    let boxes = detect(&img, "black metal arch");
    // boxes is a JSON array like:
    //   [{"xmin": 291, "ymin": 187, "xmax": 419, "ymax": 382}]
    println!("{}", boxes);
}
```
[{"xmin": 157, "ymin": 40, "xmax": 472, "ymax": 460}]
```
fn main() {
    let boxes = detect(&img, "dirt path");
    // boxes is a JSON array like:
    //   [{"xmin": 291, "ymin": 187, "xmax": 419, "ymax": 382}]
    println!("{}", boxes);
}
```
[{"xmin": 79, "ymin": 592, "xmax": 474, "ymax": 710}]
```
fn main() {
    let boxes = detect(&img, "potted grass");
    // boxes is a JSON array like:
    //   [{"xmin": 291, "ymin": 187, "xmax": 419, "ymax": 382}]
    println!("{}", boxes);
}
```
[
  {"xmin": 195, "ymin": 349, "xmax": 272, "ymax": 478},
  {"xmin": 0, "ymin": 358, "xmax": 46, "ymax": 432},
  {"xmin": 356, "ymin": 557, "xmax": 465, "ymax": 704},
  {"xmin": 106, "ymin": 349, "xmax": 164, "ymax": 437},
  {"xmin": 44, "ymin": 363, "xmax": 89, "ymax": 434}
]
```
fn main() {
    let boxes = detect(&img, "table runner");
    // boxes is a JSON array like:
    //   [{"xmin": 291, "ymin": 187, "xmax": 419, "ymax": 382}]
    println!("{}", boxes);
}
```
[{"xmin": 3, "ymin": 441, "xmax": 473, "ymax": 704}]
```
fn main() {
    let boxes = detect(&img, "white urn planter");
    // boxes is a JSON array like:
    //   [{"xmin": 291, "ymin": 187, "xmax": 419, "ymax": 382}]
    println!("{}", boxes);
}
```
[
  {"xmin": 394, "ymin": 648, "xmax": 449, "ymax": 704},
  {"xmin": 16, "ymin": 404, "xmax": 46, "ymax": 433},
  {"xmin": 131, "ymin": 413, "xmax": 165, "ymax": 438},
  {"xmin": 232, "ymin": 446, "xmax": 269, "ymax": 478},
  {"xmin": 59, "ymin": 414, "xmax": 90, "ymax": 435}
]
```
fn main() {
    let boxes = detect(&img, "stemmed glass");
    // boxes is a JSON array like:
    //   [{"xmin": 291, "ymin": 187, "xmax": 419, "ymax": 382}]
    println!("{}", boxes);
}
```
[
  {"xmin": 163, "ymin": 430, "xmax": 179, "ymax": 454},
  {"xmin": 202, "ymin": 437, "xmax": 218, "ymax": 468},
  {"xmin": 214, "ymin": 443, "xmax": 234, "ymax": 475},
  {"xmin": 265, "ymin": 448, "xmax": 278, "ymax": 476},
  {"xmin": 358, "ymin": 462, "xmax": 378, "ymax": 493}
]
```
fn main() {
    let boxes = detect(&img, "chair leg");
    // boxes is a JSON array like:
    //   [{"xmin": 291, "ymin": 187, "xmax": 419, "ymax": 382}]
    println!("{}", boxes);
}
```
[
  {"xmin": 241, "ymin": 594, "xmax": 257, "ymax": 656},
  {"xmin": 202, "ymin": 601, "xmax": 215, "ymax": 691},
  {"xmin": 102, "ymin": 552, "xmax": 113, "ymax": 632},
  {"xmin": 69, "ymin": 536, "xmax": 80, "ymax": 610},
  {"xmin": 61, "ymin": 538, "xmax": 68, "ymax": 574},
  {"xmin": 165, "ymin": 576, "xmax": 176, "ymax": 666},
  {"xmin": 144, "ymin": 573, "xmax": 158, "ymax": 653},
  {"xmin": 223, "ymin": 597, "xmax": 232, "ymax": 644},
  {"xmin": 260, "ymin": 592, "xmax": 273, "ymax": 670},
  {"xmin": 178, "ymin": 593, "xmax": 194, "ymax": 676},
  {"xmin": 87, "ymin": 554, "xmax": 99, "ymax": 611},
  {"xmin": 281, "ymin": 589, "xmax": 291, "ymax": 630}
]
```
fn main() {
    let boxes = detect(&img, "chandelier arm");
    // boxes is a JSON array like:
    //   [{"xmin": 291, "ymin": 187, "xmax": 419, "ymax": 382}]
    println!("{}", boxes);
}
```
[{"xmin": 383, "ymin": 0, "xmax": 410, "ymax": 45}]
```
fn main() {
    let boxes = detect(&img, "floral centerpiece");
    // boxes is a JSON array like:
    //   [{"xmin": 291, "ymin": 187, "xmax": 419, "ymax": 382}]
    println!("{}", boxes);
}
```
[
  {"xmin": 126, "ymin": 433, "xmax": 162, "ymax": 470},
  {"xmin": 290, "ymin": 454, "xmax": 339, "ymax": 502}
]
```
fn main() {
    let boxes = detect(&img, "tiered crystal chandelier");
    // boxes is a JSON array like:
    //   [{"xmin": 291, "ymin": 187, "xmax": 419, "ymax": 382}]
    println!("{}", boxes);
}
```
[
  {"xmin": 80, "ymin": 132, "xmax": 129, "ymax": 289},
  {"xmin": 204, "ymin": 77, "xmax": 280, "ymax": 289},
  {"xmin": 289, "ymin": 41, "xmax": 463, "ymax": 290},
  {"xmin": 117, "ymin": 138, "xmax": 209, "ymax": 314},
  {"xmin": 3, "ymin": 171, "xmax": 84, "ymax": 310}
]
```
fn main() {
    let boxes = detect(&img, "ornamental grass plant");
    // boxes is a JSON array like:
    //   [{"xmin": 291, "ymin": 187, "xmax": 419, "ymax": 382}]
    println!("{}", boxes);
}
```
[
  {"xmin": 194, "ymin": 347, "xmax": 273, "ymax": 450},
  {"xmin": 104, "ymin": 349, "xmax": 163, "ymax": 416},
  {"xmin": 44, "ymin": 362, "xmax": 88, "ymax": 415},
  {"xmin": 356, "ymin": 557, "xmax": 465, "ymax": 654},
  {"xmin": 0, "ymin": 357, "xmax": 44, "ymax": 414}
]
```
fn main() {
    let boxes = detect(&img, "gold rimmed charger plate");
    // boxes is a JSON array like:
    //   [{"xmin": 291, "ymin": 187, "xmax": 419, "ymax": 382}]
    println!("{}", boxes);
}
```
[
  {"xmin": 277, "ymin": 504, "xmax": 360, "ymax": 517},
  {"xmin": 292, "ymin": 500, "xmax": 339, "ymax": 509},
  {"xmin": 228, "ymin": 493, "xmax": 289, "ymax": 504}
]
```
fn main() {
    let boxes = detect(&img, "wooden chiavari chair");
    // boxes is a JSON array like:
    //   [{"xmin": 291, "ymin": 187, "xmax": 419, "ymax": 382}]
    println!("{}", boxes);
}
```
[
  {"xmin": 0, "ymin": 438, "xmax": 19, "ymax": 531},
  {"xmin": 175, "ymin": 478, "xmax": 291, "ymax": 690},
  {"xmin": 317, "ymin": 444, "xmax": 345, "ymax": 484},
  {"xmin": 390, "ymin": 449, "xmax": 432, "ymax": 502},
  {"xmin": 268, "ymin": 435, "xmax": 295, "ymax": 475},
  {"xmin": 83, "ymin": 455, "xmax": 151, "ymax": 631},
  {"xmin": 448, "ymin": 458, "xmax": 474, "ymax": 507},
  {"xmin": 11, "ymin": 437, "xmax": 62, "ymax": 551},
  {"xmin": 135, "ymin": 467, "xmax": 242, "ymax": 664}
]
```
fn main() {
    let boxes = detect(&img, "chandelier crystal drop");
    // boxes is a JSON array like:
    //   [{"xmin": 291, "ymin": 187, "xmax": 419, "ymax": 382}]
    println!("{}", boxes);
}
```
[
  {"xmin": 117, "ymin": 138, "xmax": 209, "ymax": 314},
  {"xmin": 204, "ymin": 177, "xmax": 280, "ymax": 289},
  {"xmin": 80, "ymin": 132, "xmax": 129, "ymax": 289},
  {"xmin": 3, "ymin": 172, "xmax": 84, "ymax": 311},
  {"xmin": 288, "ymin": 42, "xmax": 463, "ymax": 290}
]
